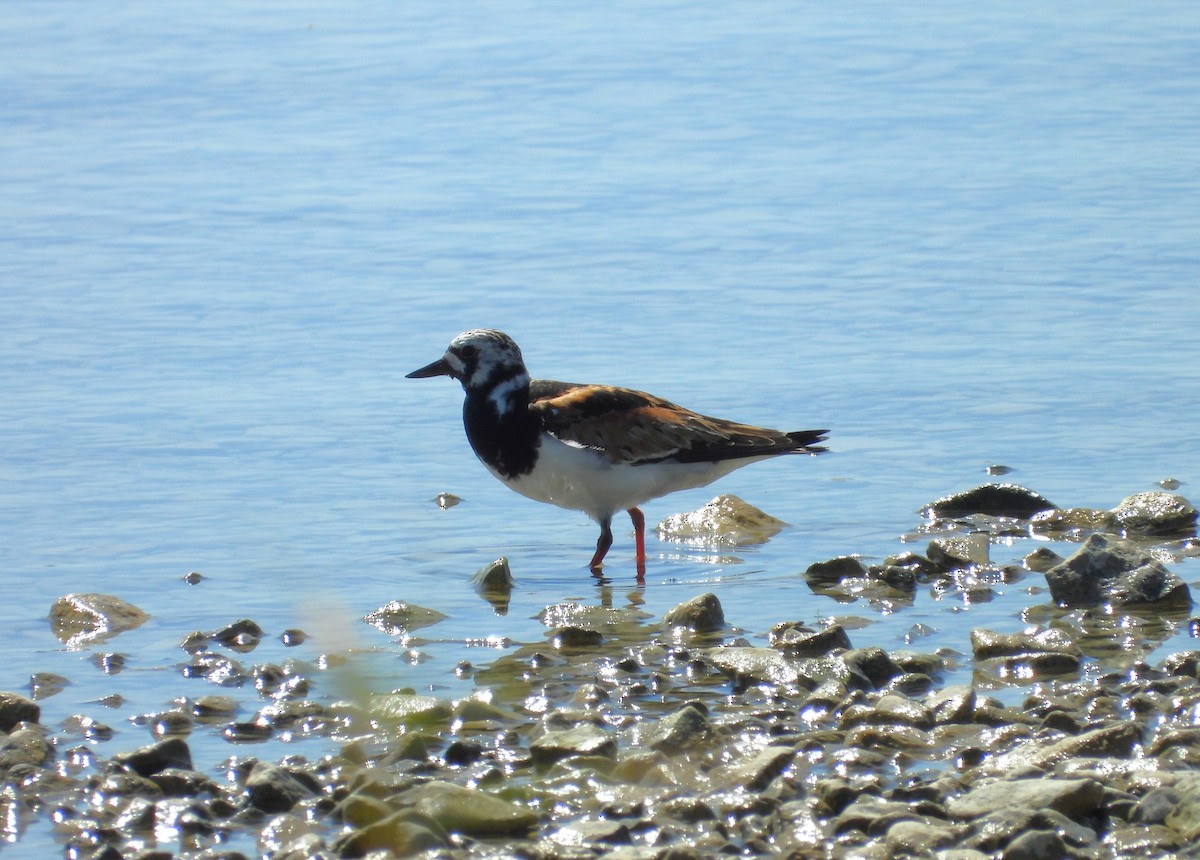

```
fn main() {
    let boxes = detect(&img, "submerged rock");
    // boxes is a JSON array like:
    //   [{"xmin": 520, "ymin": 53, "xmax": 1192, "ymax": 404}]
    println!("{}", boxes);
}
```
[
  {"xmin": 49, "ymin": 593, "xmax": 149, "ymax": 647},
  {"xmin": 921, "ymin": 484, "xmax": 1057, "ymax": 520},
  {"xmin": 394, "ymin": 781, "xmax": 539, "ymax": 836},
  {"xmin": 530, "ymin": 723, "xmax": 616, "ymax": 766},
  {"xmin": 657, "ymin": 494, "xmax": 786, "ymax": 545},
  {"xmin": 363, "ymin": 600, "xmax": 448, "ymax": 635}
]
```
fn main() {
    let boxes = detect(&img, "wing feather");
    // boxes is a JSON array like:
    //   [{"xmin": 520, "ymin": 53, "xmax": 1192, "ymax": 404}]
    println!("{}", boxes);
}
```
[{"xmin": 529, "ymin": 380, "xmax": 827, "ymax": 466}]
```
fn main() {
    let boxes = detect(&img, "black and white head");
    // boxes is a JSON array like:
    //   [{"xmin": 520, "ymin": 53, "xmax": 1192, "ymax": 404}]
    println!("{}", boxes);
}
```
[{"xmin": 407, "ymin": 329, "xmax": 530, "ymax": 396}]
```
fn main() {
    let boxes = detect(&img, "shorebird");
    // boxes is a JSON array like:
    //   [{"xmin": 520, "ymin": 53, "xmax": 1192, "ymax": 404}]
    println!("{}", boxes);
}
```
[{"xmin": 408, "ymin": 329, "xmax": 828, "ymax": 577}]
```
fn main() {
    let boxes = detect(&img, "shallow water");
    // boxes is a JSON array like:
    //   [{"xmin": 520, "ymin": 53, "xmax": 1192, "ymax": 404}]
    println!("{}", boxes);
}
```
[{"xmin": 2, "ymin": 0, "xmax": 1199, "ymax": 853}]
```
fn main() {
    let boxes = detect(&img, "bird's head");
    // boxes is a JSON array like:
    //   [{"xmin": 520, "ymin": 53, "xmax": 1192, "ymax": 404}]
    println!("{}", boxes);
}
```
[{"xmin": 407, "ymin": 329, "xmax": 529, "ymax": 394}]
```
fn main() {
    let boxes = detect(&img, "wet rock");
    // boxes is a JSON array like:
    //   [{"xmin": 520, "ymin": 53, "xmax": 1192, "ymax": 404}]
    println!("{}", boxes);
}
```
[
  {"xmin": 642, "ymin": 703, "xmax": 713, "ymax": 754},
  {"xmin": 1131, "ymin": 787, "xmax": 1179, "ymax": 824},
  {"xmin": 1023, "ymin": 547, "xmax": 1064, "ymax": 573},
  {"xmin": 1001, "ymin": 828, "xmax": 1067, "ymax": 860},
  {"xmin": 715, "ymin": 745, "xmax": 794, "ymax": 791},
  {"xmin": 395, "ymin": 780, "xmax": 539, "ymax": 836},
  {"xmin": 549, "ymin": 626, "xmax": 604, "ymax": 650},
  {"xmin": 0, "ymin": 728, "xmax": 53, "ymax": 769},
  {"xmin": 1165, "ymin": 775, "xmax": 1200, "ymax": 841},
  {"xmin": 243, "ymin": 761, "xmax": 314, "ymax": 813},
  {"xmin": 29, "ymin": 673, "xmax": 69, "ymax": 701},
  {"xmin": 550, "ymin": 818, "xmax": 632, "ymax": 846},
  {"xmin": 706, "ymin": 647, "xmax": 802, "ymax": 687},
  {"xmin": 947, "ymin": 777, "xmax": 1103, "ymax": 822},
  {"xmin": 49, "ymin": 593, "xmax": 150, "ymax": 646},
  {"xmin": 530, "ymin": 723, "xmax": 616, "ymax": 766},
  {"xmin": 983, "ymin": 723, "xmax": 1141, "ymax": 777},
  {"xmin": 921, "ymin": 484, "xmax": 1056, "ymax": 519},
  {"xmin": 209, "ymin": 619, "xmax": 264, "ymax": 652},
  {"xmin": 335, "ymin": 809, "xmax": 449, "ymax": 856},
  {"xmin": 657, "ymin": 494, "xmax": 786, "ymax": 545},
  {"xmin": 833, "ymin": 796, "xmax": 923, "ymax": 835},
  {"xmin": 111, "ymin": 738, "xmax": 193, "ymax": 777},
  {"xmin": 368, "ymin": 693, "xmax": 453, "ymax": 728},
  {"xmin": 279, "ymin": 628, "xmax": 308, "ymax": 646},
  {"xmin": 804, "ymin": 556, "xmax": 867, "ymax": 586},
  {"xmin": 1108, "ymin": 491, "xmax": 1197, "ymax": 536},
  {"xmin": 928, "ymin": 534, "xmax": 990, "ymax": 571},
  {"xmin": 885, "ymin": 818, "xmax": 961, "ymax": 854},
  {"xmin": 472, "ymin": 557, "xmax": 515, "ymax": 615},
  {"xmin": 363, "ymin": 600, "xmax": 448, "ymax": 634},
  {"xmin": 840, "ymin": 647, "xmax": 904, "ymax": 690},
  {"xmin": 927, "ymin": 686, "xmax": 977, "ymax": 724},
  {"xmin": 1028, "ymin": 506, "xmax": 1110, "ymax": 536},
  {"xmin": 662, "ymin": 592, "xmax": 725, "ymax": 632},
  {"xmin": 768, "ymin": 622, "xmax": 852, "ymax": 657},
  {"xmin": 970, "ymin": 628, "xmax": 1081, "ymax": 661},
  {"xmin": 1044, "ymin": 533, "xmax": 1191, "ymax": 609},
  {"xmin": 0, "ymin": 692, "xmax": 39, "ymax": 732}
]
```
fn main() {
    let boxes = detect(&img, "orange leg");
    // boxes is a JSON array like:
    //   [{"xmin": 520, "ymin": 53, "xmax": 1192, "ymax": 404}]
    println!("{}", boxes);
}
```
[{"xmin": 628, "ymin": 507, "xmax": 646, "ymax": 580}]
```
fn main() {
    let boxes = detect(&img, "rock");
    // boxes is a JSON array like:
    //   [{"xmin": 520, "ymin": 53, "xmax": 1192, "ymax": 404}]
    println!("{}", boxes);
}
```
[
  {"xmin": 208, "ymin": 619, "xmax": 264, "ymax": 651},
  {"xmin": 243, "ymin": 761, "xmax": 314, "ymax": 813},
  {"xmin": 983, "ymin": 723, "xmax": 1141, "ymax": 777},
  {"xmin": 1165, "ymin": 775, "xmax": 1200, "ymax": 841},
  {"xmin": 1131, "ymin": 787, "xmax": 1179, "ymax": 824},
  {"xmin": 768, "ymin": 622, "xmax": 852, "ymax": 657},
  {"xmin": 662, "ymin": 593, "xmax": 725, "ymax": 633},
  {"xmin": 368, "ymin": 693, "xmax": 453, "ymax": 728},
  {"xmin": 1001, "ymin": 828, "xmax": 1067, "ymax": 860},
  {"xmin": 112, "ymin": 738, "xmax": 193, "ymax": 777},
  {"xmin": 549, "ymin": 626, "xmax": 603, "ymax": 649},
  {"xmin": 885, "ymin": 818, "xmax": 960, "ymax": 854},
  {"xmin": 1029, "ymin": 507, "xmax": 1110, "ymax": 535},
  {"xmin": 804, "ymin": 556, "xmax": 868, "ymax": 586},
  {"xmin": 840, "ymin": 647, "xmax": 903, "ymax": 690},
  {"xmin": 1108, "ymin": 491, "xmax": 1197, "ymax": 536},
  {"xmin": 921, "ymin": 484, "xmax": 1057, "ymax": 519},
  {"xmin": 396, "ymin": 781, "xmax": 538, "ymax": 836},
  {"xmin": 706, "ymin": 647, "xmax": 802, "ymax": 687},
  {"xmin": 0, "ymin": 692, "xmax": 39, "ymax": 732},
  {"xmin": 656, "ymin": 494, "xmax": 786, "ymax": 545},
  {"xmin": 970, "ymin": 628, "xmax": 1079, "ymax": 659},
  {"xmin": 927, "ymin": 534, "xmax": 990, "ymax": 571},
  {"xmin": 1023, "ymin": 547, "xmax": 1064, "ymax": 573},
  {"xmin": 550, "ymin": 818, "xmax": 632, "ymax": 845},
  {"xmin": 1044, "ymin": 533, "xmax": 1191, "ymax": 609},
  {"xmin": 472, "ymin": 557, "xmax": 515, "ymax": 614},
  {"xmin": 642, "ymin": 703, "xmax": 713, "ymax": 754},
  {"xmin": 0, "ymin": 728, "xmax": 53, "ymax": 769},
  {"xmin": 363, "ymin": 600, "xmax": 447, "ymax": 634},
  {"xmin": 530, "ymin": 724, "xmax": 616, "ymax": 766},
  {"xmin": 927, "ymin": 686, "xmax": 977, "ymax": 724},
  {"xmin": 49, "ymin": 593, "xmax": 150, "ymax": 646},
  {"xmin": 947, "ymin": 778, "xmax": 1103, "ymax": 823},
  {"xmin": 715, "ymin": 745, "xmax": 794, "ymax": 791},
  {"xmin": 335, "ymin": 810, "xmax": 449, "ymax": 856}
]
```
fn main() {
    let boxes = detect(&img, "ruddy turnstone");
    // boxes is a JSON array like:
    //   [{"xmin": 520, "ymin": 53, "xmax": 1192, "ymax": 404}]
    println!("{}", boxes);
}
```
[{"xmin": 407, "ymin": 329, "xmax": 828, "ymax": 577}]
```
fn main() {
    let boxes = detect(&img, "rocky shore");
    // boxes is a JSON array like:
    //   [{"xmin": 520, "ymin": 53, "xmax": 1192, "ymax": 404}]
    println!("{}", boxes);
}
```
[{"xmin": 3, "ymin": 485, "xmax": 1199, "ymax": 859}]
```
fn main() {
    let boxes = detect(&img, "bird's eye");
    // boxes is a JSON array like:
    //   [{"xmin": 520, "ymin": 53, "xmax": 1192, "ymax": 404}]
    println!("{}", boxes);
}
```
[{"xmin": 458, "ymin": 345, "xmax": 478, "ymax": 359}]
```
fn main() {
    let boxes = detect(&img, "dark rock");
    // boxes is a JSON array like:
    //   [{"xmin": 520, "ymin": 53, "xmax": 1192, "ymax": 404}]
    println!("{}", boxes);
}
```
[
  {"xmin": 927, "ymin": 686, "xmax": 977, "ymax": 724},
  {"xmin": 1001, "ymin": 828, "xmax": 1067, "ymax": 860},
  {"xmin": 662, "ymin": 593, "xmax": 725, "ymax": 632},
  {"xmin": 0, "ymin": 692, "xmax": 39, "ymax": 731},
  {"xmin": 1023, "ymin": 547, "xmax": 1064, "ymax": 573},
  {"xmin": 49, "ymin": 593, "xmax": 150, "ymax": 646},
  {"xmin": 472, "ymin": 557, "xmax": 515, "ymax": 614},
  {"xmin": 1131, "ymin": 787, "xmax": 1179, "ymax": 824},
  {"xmin": 112, "ymin": 738, "xmax": 193, "ymax": 777},
  {"xmin": 840, "ymin": 647, "xmax": 904, "ymax": 690},
  {"xmin": 1044, "ymin": 533, "xmax": 1191, "ymax": 609},
  {"xmin": 1164, "ymin": 775, "xmax": 1200, "ymax": 841},
  {"xmin": 804, "ymin": 556, "xmax": 867, "ymax": 586},
  {"xmin": 922, "ymin": 484, "xmax": 1056, "ymax": 519},
  {"xmin": 550, "ymin": 626, "xmax": 603, "ymax": 649},
  {"xmin": 1108, "ymin": 491, "xmax": 1197, "ymax": 536},
  {"xmin": 209, "ymin": 619, "xmax": 264, "ymax": 652},
  {"xmin": 970, "ymin": 628, "xmax": 1079, "ymax": 660}
]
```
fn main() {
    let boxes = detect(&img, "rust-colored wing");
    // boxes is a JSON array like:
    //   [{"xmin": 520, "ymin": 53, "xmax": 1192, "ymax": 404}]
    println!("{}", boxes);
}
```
[{"xmin": 529, "ymin": 380, "xmax": 827, "ymax": 466}]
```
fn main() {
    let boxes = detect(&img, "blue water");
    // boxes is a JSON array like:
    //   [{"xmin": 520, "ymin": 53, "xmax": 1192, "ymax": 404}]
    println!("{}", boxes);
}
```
[{"xmin": 3, "ymin": 0, "xmax": 1199, "ymax": 853}]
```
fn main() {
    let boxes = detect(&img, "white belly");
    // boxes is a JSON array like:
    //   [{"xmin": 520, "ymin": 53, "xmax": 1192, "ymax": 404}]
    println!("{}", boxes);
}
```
[{"xmin": 485, "ymin": 434, "xmax": 759, "ymax": 521}]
